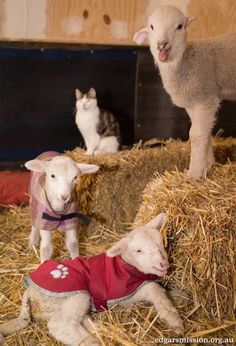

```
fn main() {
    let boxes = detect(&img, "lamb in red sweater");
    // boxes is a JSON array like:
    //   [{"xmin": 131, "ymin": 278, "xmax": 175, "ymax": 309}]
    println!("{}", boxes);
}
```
[{"xmin": 0, "ymin": 213, "xmax": 184, "ymax": 345}]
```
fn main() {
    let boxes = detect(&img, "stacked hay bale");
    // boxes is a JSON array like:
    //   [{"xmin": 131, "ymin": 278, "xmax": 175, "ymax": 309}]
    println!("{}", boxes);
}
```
[
  {"xmin": 67, "ymin": 137, "xmax": 236, "ymax": 230},
  {"xmin": 134, "ymin": 163, "xmax": 236, "ymax": 337}
]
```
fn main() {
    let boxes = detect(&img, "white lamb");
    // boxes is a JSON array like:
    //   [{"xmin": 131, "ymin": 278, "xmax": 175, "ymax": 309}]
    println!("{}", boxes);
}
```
[
  {"xmin": 0, "ymin": 213, "xmax": 184, "ymax": 346},
  {"xmin": 25, "ymin": 151, "xmax": 99, "ymax": 263},
  {"xmin": 134, "ymin": 5, "xmax": 236, "ymax": 179}
]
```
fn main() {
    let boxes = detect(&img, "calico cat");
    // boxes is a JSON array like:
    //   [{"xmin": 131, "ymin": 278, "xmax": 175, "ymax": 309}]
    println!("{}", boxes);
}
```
[{"xmin": 75, "ymin": 88, "xmax": 121, "ymax": 155}]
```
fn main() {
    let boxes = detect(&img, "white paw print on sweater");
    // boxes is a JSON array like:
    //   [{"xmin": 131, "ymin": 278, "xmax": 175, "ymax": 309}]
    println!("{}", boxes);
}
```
[{"xmin": 50, "ymin": 264, "xmax": 69, "ymax": 279}]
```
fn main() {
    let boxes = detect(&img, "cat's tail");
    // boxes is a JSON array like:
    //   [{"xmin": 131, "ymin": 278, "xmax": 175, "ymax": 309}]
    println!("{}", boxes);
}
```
[{"xmin": 0, "ymin": 291, "xmax": 31, "ymax": 341}]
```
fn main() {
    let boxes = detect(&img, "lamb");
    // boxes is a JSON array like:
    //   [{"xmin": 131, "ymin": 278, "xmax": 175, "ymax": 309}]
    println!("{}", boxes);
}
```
[
  {"xmin": 134, "ymin": 5, "xmax": 236, "ymax": 179},
  {"xmin": 25, "ymin": 151, "xmax": 99, "ymax": 263},
  {"xmin": 0, "ymin": 213, "xmax": 184, "ymax": 346}
]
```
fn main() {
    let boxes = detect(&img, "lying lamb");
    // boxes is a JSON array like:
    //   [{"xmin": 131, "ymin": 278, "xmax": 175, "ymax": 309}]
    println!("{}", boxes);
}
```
[
  {"xmin": 134, "ymin": 5, "xmax": 236, "ymax": 179},
  {"xmin": 0, "ymin": 213, "xmax": 183, "ymax": 345},
  {"xmin": 25, "ymin": 151, "xmax": 99, "ymax": 263}
]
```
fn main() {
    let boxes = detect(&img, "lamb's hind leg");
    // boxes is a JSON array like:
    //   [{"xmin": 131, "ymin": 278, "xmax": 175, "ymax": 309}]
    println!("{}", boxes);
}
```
[
  {"xmin": 186, "ymin": 101, "xmax": 218, "ymax": 179},
  {"xmin": 47, "ymin": 294, "xmax": 100, "ymax": 346},
  {"xmin": 29, "ymin": 225, "xmax": 40, "ymax": 248},
  {"xmin": 0, "ymin": 291, "xmax": 31, "ymax": 341}
]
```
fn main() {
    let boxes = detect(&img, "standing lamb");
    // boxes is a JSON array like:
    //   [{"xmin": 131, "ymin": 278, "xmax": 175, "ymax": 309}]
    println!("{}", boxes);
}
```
[
  {"xmin": 25, "ymin": 151, "xmax": 99, "ymax": 263},
  {"xmin": 0, "ymin": 213, "xmax": 184, "ymax": 346},
  {"xmin": 134, "ymin": 5, "xmax": 236, "ymax": 179}
]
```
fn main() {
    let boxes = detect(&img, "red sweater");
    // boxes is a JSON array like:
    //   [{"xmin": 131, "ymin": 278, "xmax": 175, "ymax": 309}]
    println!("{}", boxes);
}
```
[{"xmin": 26, "ymin": 253, "xmax": 158, "ymax": 311}]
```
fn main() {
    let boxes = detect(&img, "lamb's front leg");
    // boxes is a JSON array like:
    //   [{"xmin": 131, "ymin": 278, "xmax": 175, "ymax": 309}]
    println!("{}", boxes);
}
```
[
  {"xmin": 29, "ymin": 225, "xmax": 40, "ymax": 248},
  {"xmin": 65, "ymin": 229, "xmax": 79, "ymax": 259},
  {"xmin": 186, "ymin": 102, "xmax": 218, "ymax": 179},
  {"xmin": 206, "ymin": 136, "xmax": 215, "ymax": 171},
  {"xmin": 40, "ymin": 229, "xmax": 53, "ymax": 263},
  {"xmin": 119, "ymin": 282, "xmax": 184, "ymax": 334}
]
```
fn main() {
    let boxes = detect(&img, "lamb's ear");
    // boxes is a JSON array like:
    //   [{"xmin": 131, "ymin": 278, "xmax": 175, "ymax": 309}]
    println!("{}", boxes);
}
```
[
  {"xmin": 107, "ymin": 237, "xmax": 129, "ymax": 257},
  {"xmin": 133, "ymin": 27, "xmax": 149, "ymax": 45},
  {"xmin": 25, "ymin": 159, "xmax": 49, "ymax": 172},
  {"xmin": 77, "ymin": 163, "xmax": 99, "ymax": 174},
  {"xmin": 144, "ymin": 213, "xmax": 167, "ymax": 230},
  {"xmin": 88, "ymin": 87, "xmax": 96, "ymax": 99},
  {"xmin": 75, "ymin": 89, "xmax": 83, "ymax": 100},
  {"xmin": 186, "ymin": 16, "xmax": 197, "ymax": 27}
]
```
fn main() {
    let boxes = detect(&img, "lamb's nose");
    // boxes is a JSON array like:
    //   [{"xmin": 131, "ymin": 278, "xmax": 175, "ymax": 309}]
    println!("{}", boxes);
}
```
[
  {"xmin": 61, "ymin": 194, "xmax": 69, "ymax": 201},
  {"xmin": 160, "ymin": 260, "xmax": 169, "ymax": 269},
  {"xmin": 157, "ymin": 41, "xmax": 168, "ymax": 50}
]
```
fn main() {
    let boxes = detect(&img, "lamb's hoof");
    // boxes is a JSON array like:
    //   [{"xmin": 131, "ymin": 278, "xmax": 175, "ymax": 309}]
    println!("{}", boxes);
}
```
[
  {"xmin": 0, "ymin": 333, "xmax": 4, "ymax": 344},
  {"xmin": 29, "ymin": 241, "xmax": 34, "ymax": 249},
  {"xmin": 185, "ymin": 169, "xmax": 203, "ymax": 181},
  {"xmin": 172, "ymin": 326, "xmax": 184, "ymax": 335},
  {"xmin": 170, "ymin": 321, "xmax": 184, "ymax": 335},
  {"xmin": 167, "ymin": 288, "xmax": 190, "ymax": 307},
  {"xmin": 81, "ymin": 336, "xmax": 101, "ymax": 346}
]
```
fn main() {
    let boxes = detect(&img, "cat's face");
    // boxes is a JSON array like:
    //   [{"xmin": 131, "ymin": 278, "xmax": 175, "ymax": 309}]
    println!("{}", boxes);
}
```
[{"xmin": 75, "ymin": 88, "xmax": 97, "ymax": 111}]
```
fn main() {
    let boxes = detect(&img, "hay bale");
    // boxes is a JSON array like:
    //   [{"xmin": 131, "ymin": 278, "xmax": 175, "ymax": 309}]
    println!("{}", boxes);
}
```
[
  {"xmin": 67, "ymin": 137, "xmax": 236, "ymax": 230},
  {"xmin": 134, "ymin": 162, "xmax": 236, "ymax": 337}
]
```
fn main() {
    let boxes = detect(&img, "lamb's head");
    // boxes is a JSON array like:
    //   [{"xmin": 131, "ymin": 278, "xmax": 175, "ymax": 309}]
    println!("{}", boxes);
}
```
[
  {"xmin": 107, "ymin": 213, "xmax": 169, "ymax": 276},
  {"xmin": 25, "ymin": 155, "xmax": 99, "ymax": 208},
  {"xmin": 134, "ymin": 5, "xmax": 196, "ymax": 64}
]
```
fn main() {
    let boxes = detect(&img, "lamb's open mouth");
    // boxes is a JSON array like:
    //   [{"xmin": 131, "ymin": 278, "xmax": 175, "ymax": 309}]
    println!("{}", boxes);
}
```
[
  {"xmin": 152, "ymin": 266, "xmax": 168, "ymax": 276},
  {"xmin": 158, "ymin": 47, "xmax": 171, "ymax": 62}
]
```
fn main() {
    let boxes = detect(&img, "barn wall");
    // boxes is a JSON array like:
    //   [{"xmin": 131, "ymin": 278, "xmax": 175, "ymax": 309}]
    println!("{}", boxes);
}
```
[
  {"xmin": 0, "ymin": 45, "xmax": 136, "ymax": 164},
  {"xmin": 0, "ymin": 0, "xmax": 235, "ymax": 45}
]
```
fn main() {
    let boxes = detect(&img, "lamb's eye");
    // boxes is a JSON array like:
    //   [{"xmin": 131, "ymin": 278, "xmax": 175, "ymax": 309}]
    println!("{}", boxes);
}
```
[
  {"xmin": 137, "ymin": 249, "xmax": 142, "ymax": 253},
  {"xmin": 177, "ymin": 24, "xmax": 183, "ymax": 30},
  {"xmin": 51, "ymin": 174, "xmax": 55, "ymax": 178},
  {"xmin": 150, "ymin": 24, "xmax": 154, "ymax": 30}
]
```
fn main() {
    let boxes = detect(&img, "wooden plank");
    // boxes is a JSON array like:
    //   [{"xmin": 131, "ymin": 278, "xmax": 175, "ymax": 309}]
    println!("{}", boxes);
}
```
[
  {"xmin": 0, "ymin": 0, "xmax": 235, "ymax": 44},
  {"xmin": 187, "ymin": 0, "xmax": 236, "ymax": 39},
  {"xmin": 45, "ymin": 0, "xmax": 141, "ymax": 45}
]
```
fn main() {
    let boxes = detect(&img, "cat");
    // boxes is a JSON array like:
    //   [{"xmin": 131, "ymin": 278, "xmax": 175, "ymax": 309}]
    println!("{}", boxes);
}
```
[{"xmin": 75, "ymin": 88, "xmax": 121, "ymax": 155}]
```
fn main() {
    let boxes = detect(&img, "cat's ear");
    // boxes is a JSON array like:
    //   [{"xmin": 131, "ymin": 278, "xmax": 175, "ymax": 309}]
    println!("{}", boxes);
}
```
[
  {"xmin": 88, "ymin": 88, "xmax": 96, "ymax": 99},
  {"xmin": 75, "ymin": 89, "xmax": 83, "ymax": 100}
]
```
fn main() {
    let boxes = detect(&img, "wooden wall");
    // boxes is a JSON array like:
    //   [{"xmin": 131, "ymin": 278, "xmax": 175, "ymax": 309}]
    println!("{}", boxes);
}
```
[{"xmin": 0, "ymin": 0, "xmax": 235, "ymax": 45}]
